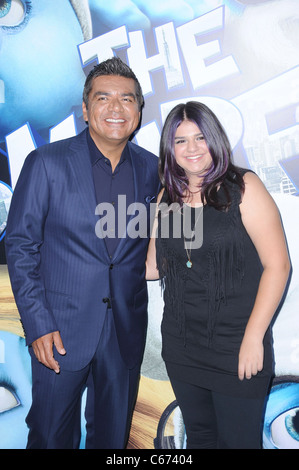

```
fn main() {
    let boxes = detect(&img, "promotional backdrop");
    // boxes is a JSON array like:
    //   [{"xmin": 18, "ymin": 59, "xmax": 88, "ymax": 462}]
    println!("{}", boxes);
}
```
[{"xmin": 0, "ymin": 0, "xmax": 298, "ymax": 449}]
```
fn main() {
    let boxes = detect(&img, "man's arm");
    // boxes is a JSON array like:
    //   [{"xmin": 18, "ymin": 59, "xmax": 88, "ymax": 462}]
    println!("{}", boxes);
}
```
[
  {"xmin": 238, "ymin": 172, "xmax": 290, "ymax": 380},
  {"xmin": 5, "ymin": 150, "xmax": 65, "ymax": 371}
]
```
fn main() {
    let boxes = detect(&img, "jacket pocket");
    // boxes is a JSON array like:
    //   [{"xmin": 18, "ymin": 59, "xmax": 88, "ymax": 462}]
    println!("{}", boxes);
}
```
[
  {"xmin": 45, "ymin": 289, "xmax": 71, "ymax": 310},
  {"xmin": 134, "ymin": 285, "xmax": 148, "ymax": 310}
]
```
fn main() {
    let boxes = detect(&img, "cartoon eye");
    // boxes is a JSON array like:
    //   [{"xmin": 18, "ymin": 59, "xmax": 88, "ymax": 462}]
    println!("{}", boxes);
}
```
[
  {"xmin": 263, "ymin": 378, "xmax": 299, "ymax": 449},
  {"xmin": 271, "ymin": 407, "xmax": 299, "ymax": 449},
  {"xmin": 0, "ymin": 0, "xmax": 27, "ymax": 27},
  {"xmin": 0, "ymin": 386, "xmax": 20, "ymax": 413}
]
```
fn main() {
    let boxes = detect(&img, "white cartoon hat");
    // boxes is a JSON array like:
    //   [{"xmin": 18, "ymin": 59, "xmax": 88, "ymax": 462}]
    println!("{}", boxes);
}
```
[{"xmin": 69, "ymin": 0, "xmax": 92, "ymax": 41}]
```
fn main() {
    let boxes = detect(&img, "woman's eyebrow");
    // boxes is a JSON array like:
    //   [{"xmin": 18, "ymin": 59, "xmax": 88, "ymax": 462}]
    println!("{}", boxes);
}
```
[{"xmin": 175, "ymin": 133, "xmax": 203, "ymax": 139}]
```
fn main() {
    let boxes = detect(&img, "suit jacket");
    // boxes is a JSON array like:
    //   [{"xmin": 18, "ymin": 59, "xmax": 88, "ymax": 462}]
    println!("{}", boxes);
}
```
[{"xmin": 5, "ymin": 128, "xmax": 159, "ymax": 370}]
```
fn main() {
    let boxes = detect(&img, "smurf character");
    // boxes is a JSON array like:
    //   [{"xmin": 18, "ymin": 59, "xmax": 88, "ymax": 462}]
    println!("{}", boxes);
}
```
[
  {"xmin": 0, "ymin": 0, "xmax": 92, "ymax": 142},
  {"xmin": 0, "ymin": 0, "xmax": 224, "ymax": 143},
  {"xmin": 0, "ymin": 266, "xmax": 31, "ymax": 449},
  {"xmin": 89, "ymin": 0, "xmax": 222, "ymax": 35},
  {"xmin": 0, "ymin": 331, "xmax": 31, "ymax": 449}
]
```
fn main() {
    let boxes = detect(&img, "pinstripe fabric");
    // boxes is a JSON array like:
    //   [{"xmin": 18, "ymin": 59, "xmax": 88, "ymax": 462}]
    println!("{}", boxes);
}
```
[{"xmin": 5, "ymin": 128, "xmax": 159, "ymax": 370}]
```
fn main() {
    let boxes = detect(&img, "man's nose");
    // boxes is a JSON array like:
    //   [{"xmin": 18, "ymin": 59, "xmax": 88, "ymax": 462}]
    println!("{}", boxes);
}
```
[{"xmin": 108, "ymin": 97, "xmax": 124, "ymax": 112}]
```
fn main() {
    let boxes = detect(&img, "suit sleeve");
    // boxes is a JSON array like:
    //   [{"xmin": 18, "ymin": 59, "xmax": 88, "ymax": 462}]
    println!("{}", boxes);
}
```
[{"xmin": 5, "ymin": 150, "xmax": 58, "ymax": 345}]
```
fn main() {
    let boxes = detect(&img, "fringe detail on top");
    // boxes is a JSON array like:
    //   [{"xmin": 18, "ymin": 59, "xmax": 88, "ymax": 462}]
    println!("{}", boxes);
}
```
[
  {"xmin": 156, "ymin": 184, "xmax": 245, "ymax": 348},
  {"xmin": 206, "ymin": 204, "xmax": 245, "ymax": 346},
  {"xmin": 156, "ymin": 237, "xmax": 188, "ymax": 343}
]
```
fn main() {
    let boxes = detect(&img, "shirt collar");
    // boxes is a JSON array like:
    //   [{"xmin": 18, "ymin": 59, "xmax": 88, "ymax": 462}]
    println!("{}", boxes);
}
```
[{"xmin": 87, "ymin": 129, "xmax": 130, "ymax": 167}]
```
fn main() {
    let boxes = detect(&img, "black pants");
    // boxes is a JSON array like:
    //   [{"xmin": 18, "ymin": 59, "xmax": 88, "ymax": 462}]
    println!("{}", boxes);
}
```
[{"xmin": 170, "ymin": 377, "xmax": 267, "ymax": 449}]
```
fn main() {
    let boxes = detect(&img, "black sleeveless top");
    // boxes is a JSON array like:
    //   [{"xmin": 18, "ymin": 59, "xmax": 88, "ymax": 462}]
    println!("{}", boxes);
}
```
[{"xmin": 156, "ymin": 171, "xmax": 273, "ymax": 398}]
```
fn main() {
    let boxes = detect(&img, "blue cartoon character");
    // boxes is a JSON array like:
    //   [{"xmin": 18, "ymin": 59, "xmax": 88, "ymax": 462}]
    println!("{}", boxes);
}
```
[
  {"xmin": 0, "ymin": 0, "xmax": 92, "ymax": 142},
  {"xmin": 89, "ymin": 0, "xmax": 222, "ymax": 35},
  {"xmin": 0, "ymin": 331, "xmax": 31, "ymax": 448},
  {"xmin": 0, "ymin": 0, "xmax": 224, "ymax": 142}
]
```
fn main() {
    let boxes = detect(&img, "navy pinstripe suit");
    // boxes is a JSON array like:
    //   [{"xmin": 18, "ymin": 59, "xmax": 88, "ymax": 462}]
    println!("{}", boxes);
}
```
[{"xmin": 5, "ymin": 128, "xmax": 159, "ymax": 447}]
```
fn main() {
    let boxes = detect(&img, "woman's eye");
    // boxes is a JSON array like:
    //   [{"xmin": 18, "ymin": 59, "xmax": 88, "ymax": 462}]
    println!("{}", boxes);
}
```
[
  {"xmin": 0, "ymin": 386, "xmax": 20, "ymax": 413},
  {"xmin": 0, "ymin": 0, "xmax": 30, "ymax": 28}
]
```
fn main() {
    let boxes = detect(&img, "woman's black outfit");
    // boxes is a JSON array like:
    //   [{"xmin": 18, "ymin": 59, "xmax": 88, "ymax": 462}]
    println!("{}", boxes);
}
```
[{"xmin": 156, "ymin": 172, "xmax": 273, "ymax": 449}]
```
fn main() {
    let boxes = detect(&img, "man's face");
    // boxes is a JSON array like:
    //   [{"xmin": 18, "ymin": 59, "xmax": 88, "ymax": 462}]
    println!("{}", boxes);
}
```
[{"xmin": 82, "ymin": 75, "xmax": 141, "ymax": 152}]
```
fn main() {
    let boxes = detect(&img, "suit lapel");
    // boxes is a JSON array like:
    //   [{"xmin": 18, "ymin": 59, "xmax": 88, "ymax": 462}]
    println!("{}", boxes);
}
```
[
  {"xmin": 68, "ymin": 129, "xmax": 97, "ymax": 215},
  {"xmin": 67, "ymin": 129, "xmax": 111, "ymax": 261}
]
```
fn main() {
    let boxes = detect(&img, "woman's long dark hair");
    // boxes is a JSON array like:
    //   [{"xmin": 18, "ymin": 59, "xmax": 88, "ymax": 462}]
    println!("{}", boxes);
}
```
[{"xmin": 159, "ymin": 101, "xmax": 244, "ymax": 210}]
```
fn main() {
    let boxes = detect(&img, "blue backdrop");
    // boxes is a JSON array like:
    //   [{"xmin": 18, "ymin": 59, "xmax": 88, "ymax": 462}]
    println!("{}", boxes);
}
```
[{"xmin": 0, "ymin": 0, "xmax": 298, "ymax": 449}]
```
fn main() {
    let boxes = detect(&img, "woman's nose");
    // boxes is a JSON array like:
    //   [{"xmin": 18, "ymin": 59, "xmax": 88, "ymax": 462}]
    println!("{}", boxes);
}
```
[{"xmin": 187, "ymin": 139, "xmax": 198, "ymax": 152}]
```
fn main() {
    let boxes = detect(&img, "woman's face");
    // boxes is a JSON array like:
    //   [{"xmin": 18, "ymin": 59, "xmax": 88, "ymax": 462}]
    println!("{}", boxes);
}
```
[{"xmin": 174, "ymin": 120, "xmax": 212, "ymax": 181}]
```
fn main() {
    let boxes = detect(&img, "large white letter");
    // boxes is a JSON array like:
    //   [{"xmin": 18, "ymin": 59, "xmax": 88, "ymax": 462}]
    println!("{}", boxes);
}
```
[
  {"xmin": 177, "ymin": 7, "xmax": 239, "ymax": 90},
  {"xmin": 5, "ymin": 124, "xmax": 45, "ymax": 190},
  {"xmin": 127, "ymin": 23, "xmax": 184, "ymax": 96},
  {"xmin": 79, "ymin": 26, "xmax": 129, "ymax": 66}
]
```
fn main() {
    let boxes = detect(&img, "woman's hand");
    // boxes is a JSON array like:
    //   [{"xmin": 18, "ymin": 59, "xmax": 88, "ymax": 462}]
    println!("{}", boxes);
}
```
[{"xmin": 238, "ymin": 333, "xmax": 264, "ymax": 380}]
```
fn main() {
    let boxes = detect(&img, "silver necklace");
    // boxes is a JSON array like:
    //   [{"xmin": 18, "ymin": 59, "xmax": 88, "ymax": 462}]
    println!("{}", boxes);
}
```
[{"xmin": 184, "ymin": 206, "xmax": 203, "ymax": 268}]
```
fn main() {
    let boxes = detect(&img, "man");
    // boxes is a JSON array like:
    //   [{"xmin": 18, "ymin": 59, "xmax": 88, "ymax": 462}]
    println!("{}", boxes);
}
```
[{"xmin": 5, "ymin": 57, "xmax": 159, "ymax": 449}]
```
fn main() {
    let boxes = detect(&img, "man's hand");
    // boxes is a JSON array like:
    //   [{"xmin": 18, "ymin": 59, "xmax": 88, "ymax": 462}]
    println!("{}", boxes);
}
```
[{"xmin": 32, "ymin": 331, "xmax": 66, "ymax": 373}]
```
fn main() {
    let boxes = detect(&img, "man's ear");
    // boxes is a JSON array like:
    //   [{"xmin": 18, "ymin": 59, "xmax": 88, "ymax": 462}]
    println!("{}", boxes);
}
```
[{"xmin": 82, "ymin": 101, "xmax": 88, "ymax": 123}]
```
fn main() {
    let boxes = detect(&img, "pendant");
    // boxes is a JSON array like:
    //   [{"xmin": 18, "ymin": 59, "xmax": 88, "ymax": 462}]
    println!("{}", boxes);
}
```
[{"xmin": 186, "ymin": 260, "xmax": 192, "ymax": 268}]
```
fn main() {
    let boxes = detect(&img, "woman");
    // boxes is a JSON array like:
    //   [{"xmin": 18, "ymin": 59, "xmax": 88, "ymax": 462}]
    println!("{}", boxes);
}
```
[{"xmin": 146, "ymin": 101, "xmax": 290, "ymax": 449}]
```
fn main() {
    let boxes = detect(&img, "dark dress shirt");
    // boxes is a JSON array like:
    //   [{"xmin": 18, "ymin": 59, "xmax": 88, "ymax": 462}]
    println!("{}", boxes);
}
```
[{"xmin": 87, "ymin": 130, "xmax": 134, "ymax": 257}]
